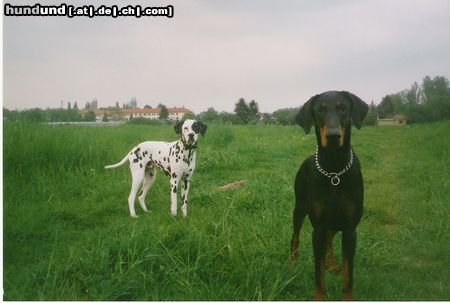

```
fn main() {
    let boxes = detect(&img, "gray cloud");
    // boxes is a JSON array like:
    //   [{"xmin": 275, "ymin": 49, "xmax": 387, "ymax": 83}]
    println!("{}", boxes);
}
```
[{"xmin": 3, "ymin": 0, "xmax": 450, "ymax": 113}]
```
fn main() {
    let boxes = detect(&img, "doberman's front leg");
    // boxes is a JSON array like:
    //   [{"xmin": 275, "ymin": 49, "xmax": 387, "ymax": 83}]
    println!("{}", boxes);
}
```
[
  {"xmin": 342, "ymin": 228, "xmax": 357, "ymax": 300},
  {"xmin": 313, "ymin": 227, "xmax": 327, "ymax": 300},
  {"xmin": 326, "ymin": 230, "xmax": 341, "ymax": 274},
  {"xmin": 290, "ymin": 204, "xmax": 307, "ymax": 264}
]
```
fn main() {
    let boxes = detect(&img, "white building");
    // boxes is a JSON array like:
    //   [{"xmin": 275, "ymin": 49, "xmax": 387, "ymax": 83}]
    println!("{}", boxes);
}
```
[{"xmin": 81, "ymin": 106, "xmax": 193, "ymax": 121}]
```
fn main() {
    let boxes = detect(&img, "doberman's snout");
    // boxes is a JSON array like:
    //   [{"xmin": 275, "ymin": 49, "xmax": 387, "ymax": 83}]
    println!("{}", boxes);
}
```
[
  {"xmin": 326, "ymin": 128, "xmax": 341, "ymax": 139},
  {"xmin": 325, "ymin": 127, "xmax": 343, "ymax": 147}
]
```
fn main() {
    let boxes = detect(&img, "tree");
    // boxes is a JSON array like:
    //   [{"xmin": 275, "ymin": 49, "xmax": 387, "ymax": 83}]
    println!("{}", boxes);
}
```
[
  {"xmin": 202, "ymin": 107, "xmax": 220, "ymax": 122},
  {"xmin": 261, "ymin": 113, "xmax": 275, "ymax": 124},
  {"xmin": 67, "ymin": 102, "xmax": 72, "ymax": 111},
  {"xmin": 421, "ymin": 76, "xmax": 450, "ymax": 121},
  {"xmin": 3, "ymin": 108, "xmax": 20, "ymax": 122},
  {"xmin": 219, "ymin": 111, "xmax": 237, "ymax": 124},
  {"xmin": 272, "ymin": 108, "xmax": 298, "ymax": 125},
  {"xmin": 183, "ymin": 111, "xmax": 196, "ymax": 120},
  {"xmin": 159, "ymin": 105, "xmax": 169, "ymax": 120},
  {"xmin": 83, "ymin": 111, "xmax": 96, "ymax": 122},
  {"xmin": 234, "ymin": 98, "xmax": 250, "ymax": 124},
  {"xmin": 144, "ymin": 105, "xmax": 152, "ymax": 109},
  {"xmin": 73, "ymin": 102, "xmax": 79, "ymax": 112},
  {"xmin": 116, "ymin": 102, "xmax": 120, "ymax": 109},
  {"xmin": 364, "ymin": 101, "xmax": 378, "ymax": 125},
  {"xmin": 21, "ymin": 108, "xmax": 46, "ymax": 123},
  {"xmin": 378, "ymin": 95, "xmax": 395, "ymax": 118},
  {"xmin": 102, "ymin": 112, "xmax": 109, "ymax": 122},
  {"xmin": 248, "ymin": 100, "xmax": 260, "ymax": 124}
]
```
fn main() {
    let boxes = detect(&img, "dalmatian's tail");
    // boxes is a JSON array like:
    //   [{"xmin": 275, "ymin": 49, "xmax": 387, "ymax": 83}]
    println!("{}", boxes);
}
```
[{"xmin": 105, "ymin": 153, "xmax": 129, "ymax": 170}]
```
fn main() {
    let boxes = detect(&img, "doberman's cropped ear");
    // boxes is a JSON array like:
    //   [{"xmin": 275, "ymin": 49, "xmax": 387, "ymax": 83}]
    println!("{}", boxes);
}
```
[
  {"xmin": 340, "ymin": 91, "xmax": 369, "ymax": 129},
  {"xmin": 295, "ymin": 95, "xmax": 317, "ymax": 134},
  {"xmin": 198, "ymin": 121, "xmax": 207, "ymax": 136},
  {"xmin": 174, "ymin": 120, "xmax": 184, "ymax": 135}
]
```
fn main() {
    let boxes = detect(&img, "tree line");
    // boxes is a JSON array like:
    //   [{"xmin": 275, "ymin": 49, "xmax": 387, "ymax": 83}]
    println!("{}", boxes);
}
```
[
  {"xmin": 3, "ymin": 75, "xmax": 449, "ymax": 125},
  {"xmin": 199, "ymin": 75, "xmax": 449, "ymax": 125},
  {"xmin": 366, "ymin": 75, "xmax": 450, "ymax": 124}
]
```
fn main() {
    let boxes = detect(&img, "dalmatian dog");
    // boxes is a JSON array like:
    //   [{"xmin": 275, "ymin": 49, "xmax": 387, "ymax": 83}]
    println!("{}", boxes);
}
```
[{"xmin": 105, "ymin": 119, "xmax": 207, "ymax": 218}]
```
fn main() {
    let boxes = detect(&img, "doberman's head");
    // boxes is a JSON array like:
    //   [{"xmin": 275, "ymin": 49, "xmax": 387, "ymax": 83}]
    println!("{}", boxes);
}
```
[
  {"xmin": 174, "ymin": 119, "xmax": 207, "ymax": 147},
  {"xmin": 296, "ymin": 91, "xmax": 368, "ymax": 149}
]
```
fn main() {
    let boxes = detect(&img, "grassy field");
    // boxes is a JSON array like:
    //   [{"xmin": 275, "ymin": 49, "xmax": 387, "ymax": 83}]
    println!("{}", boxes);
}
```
[{"xmin": 3, "ymin": 121, "xmax": 449, "ymax": 300}]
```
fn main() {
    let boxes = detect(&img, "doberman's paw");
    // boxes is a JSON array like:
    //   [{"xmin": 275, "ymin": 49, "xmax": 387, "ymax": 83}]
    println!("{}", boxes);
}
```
[
  {"xmin": 314, "ymin": 289, "xmax": 326, "ymax": 301},
  {"xmin": 343, "ymin": 291, "xmax": 354, "ymax": 301}
]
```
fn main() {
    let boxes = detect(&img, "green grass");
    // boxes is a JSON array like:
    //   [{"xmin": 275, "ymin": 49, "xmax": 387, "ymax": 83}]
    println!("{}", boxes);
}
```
[{"xmin": 3, "ymin": 121, "xmax": 449, "ymax": 300}]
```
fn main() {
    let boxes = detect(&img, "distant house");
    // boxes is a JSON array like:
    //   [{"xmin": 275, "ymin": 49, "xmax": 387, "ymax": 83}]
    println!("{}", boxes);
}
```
[
  {"xmin": 168, "ymin": 107, "xmax": 192, "ymax": 121},
  {"xmin": 121, "ymin": 108, "xmax": 160, "ymax": 120},
  {"xmin": 80, "ymin": 106, "xmax": 193, "ymax": 122},
  {"xmin": 376, "ymin": 115, "xmax": 407, "ymax": 126}
]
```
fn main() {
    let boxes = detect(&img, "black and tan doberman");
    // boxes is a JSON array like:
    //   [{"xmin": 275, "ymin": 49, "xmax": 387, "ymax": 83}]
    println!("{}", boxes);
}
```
[{"xmin": 290, "ymin": 91, "xmax": 368, "ymax": 300}]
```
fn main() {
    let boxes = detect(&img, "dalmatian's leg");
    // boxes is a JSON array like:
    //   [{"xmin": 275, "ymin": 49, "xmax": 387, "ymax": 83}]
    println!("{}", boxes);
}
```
[
  {"xmin": 170, "ymin": 175, "xmax": 181, "ymax": 216},
  {"xmin": 128, "ymin": 164, "xmax": 145, "ymax": 218},
  {"xmin": 181, "ymin": 176, "xmax": 192, "ymax": 217},
  {"xmin": 138, "ymin": 165, "xmax": 157, "ymax": 213}
]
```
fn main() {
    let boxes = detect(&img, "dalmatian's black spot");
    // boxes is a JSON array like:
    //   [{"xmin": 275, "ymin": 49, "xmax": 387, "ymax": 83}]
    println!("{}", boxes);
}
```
[
  {"xmin": 189, "ymin": 168, "xmax": 193, "ymax": 172},
  {"xmin": 172, "ymin": 172, "xmax": 177, "ymax": 178},
  {"xmin": 158, "ymin": 151, "xmax": 161, "ymax": 154},
  {"xmin": 140, "ymin": 163, "xmax": 143, "ymax": 168},
  {"xmin": 149, "ymin": 172, "xmax": 154, "ymax": 177},
  {"xmin": 133, "ymin": 158, "xmax": 139, "ymax": 163},
  {"xmin": 172, "ymin": 187, "xmax": 177, "ymax": 193},
  {"xmin": 167, "ymin": 166, "xmax": 171, "ymax": 173},
  {"xmin": 176, "ymin": 159, "xmax": 178, "ymax": 163}
]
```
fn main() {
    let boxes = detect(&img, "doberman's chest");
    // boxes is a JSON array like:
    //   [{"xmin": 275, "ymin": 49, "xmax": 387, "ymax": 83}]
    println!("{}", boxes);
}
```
[{"xmin": 306, "ymin": 171, "xmax": 363, "ymax": 230}]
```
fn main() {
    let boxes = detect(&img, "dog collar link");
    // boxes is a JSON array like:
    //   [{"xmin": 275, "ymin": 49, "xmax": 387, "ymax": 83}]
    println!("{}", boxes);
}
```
[{"xmin": 314, "ymin": 146, "xmax": 354, "ymax": 186}]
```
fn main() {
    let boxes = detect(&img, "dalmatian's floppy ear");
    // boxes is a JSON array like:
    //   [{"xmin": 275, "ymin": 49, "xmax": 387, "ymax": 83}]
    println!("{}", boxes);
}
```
[
  {"xmin": 295, "ymin": 95, "xmax": 317, "ymax": 134},
  {"xmin": 199, "ymin": 121, "xmax": 207, "ymax": 136},
  {"xmin": 174, "ymin": 120, "xmax": 184, "ymax": 135},
  {"xmin": 194, "ymin": 121, "xmax": 207, "ymax": 136},
  {"xmin": 339, "ymin": 91, "xmax": 369, "ymax": 129}
]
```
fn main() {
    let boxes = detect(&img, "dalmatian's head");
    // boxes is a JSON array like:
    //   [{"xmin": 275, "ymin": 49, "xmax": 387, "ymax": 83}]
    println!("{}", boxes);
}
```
[{"xmin": 174, "ymin": 119, "xmax": 207, "ymax": 147}]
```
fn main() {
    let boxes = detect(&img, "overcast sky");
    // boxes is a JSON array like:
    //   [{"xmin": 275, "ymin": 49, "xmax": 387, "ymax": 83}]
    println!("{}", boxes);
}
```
[{"xmin": 3, "ymin": 0, "xmax": 450, "ymax": 113}]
